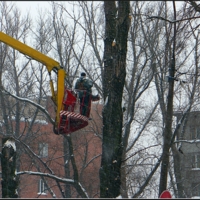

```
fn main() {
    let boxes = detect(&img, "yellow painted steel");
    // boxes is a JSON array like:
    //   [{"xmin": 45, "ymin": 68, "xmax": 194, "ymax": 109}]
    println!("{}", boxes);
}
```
[
  {"xmin": 49, "ymin": 79, "xmax": 56, "ymax": 104},
  {"xmin": 0, "ymin": 31, "xmax": 66, "ymax": 127},
  {"xmin": 56, "ymin": 69, "xmax": 65, "ymax": 125},
  {"xmin": 0, "ymin": 31, "xmax": 60, "ymax": 72}
]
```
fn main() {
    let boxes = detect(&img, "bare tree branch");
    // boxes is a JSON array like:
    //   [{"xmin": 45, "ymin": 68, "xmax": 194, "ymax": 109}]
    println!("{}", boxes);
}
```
[
  {"xmin": 1, "ymin": 88, "xmax": 55, "ymax": 124},
  {"xmin": 147, "ymin": 15, "xmax": 200, "ymax": 23}
]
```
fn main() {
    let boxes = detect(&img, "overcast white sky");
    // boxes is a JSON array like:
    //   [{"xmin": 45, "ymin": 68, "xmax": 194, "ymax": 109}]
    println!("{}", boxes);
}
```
[
  {"xmin": 14, "ymin": 1, "xmax": 185, "ymax": 17},
  {"xmin": 15, "ymin": 1, "xmax": 51, "ymax": 18},
  {"xmin": 13, "ymin": 1, "xmax": 186, "ymax": 22}
]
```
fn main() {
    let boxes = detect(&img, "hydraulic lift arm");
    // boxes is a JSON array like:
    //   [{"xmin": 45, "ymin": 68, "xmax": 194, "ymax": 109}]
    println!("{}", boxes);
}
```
[{"xmin": 0, "ymin": 31, "xmax": 66, "ymax": 128}]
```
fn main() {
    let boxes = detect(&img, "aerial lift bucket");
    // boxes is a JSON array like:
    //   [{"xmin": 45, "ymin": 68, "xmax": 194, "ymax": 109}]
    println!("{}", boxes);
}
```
[{"xmin": 56, "ymin": 89, "xmax": 89, "ymax": 135}]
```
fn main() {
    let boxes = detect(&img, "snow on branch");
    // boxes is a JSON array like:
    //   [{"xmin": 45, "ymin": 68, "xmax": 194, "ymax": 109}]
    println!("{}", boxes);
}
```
[
  {"xmin": 174, "ymin": 139, "xmax": 200, "ymax": 144},
  {"xmin": 14, "ymin": 137, "xmax": 54, "ymax": 174},
  {"xmin": 3, "ymin": 139, "xmax": 16, "ymax": 151},
  {"xmin": 17, "ymin": 171, "xmax": 74, "ymax": 184},
  {"xmin": 1, "ymin": 88, "xmax": 55, "ymax": 124},
  {"xmin": 17, "ymin": 171, "xmax": 89, "ymax": 197}
]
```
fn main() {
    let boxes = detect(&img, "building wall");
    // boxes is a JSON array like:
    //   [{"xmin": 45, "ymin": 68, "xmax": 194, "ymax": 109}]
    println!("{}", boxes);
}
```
[
  {"xmin": 175, "ymin": 111, "xmax": 200, "ymax": 198},
  {"xmin": 0, "ymin": 100, "xmax": 103, "ymax": 198}
]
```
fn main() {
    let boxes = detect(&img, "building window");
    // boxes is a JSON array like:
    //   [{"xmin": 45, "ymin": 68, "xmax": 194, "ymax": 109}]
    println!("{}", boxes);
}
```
[
  {"xmin": 38, "ymin": 143, "xmax": 48, "ymax": 158},
  {"xmin": 197, "ymin": 127, "xmax": 200, "ymax": 139},
  {"xmin": 38, "ymin": 179, "xmax": 48, "ymax": 195},
  {"xmin": 192, "ymin": 155, "xmax": 200, "ymax": 168},
  {"xmin": 191, "ymin": 183, "xmax": 200, "ymax": 197},
  {"xmin": 190, "ymin": 126, "xmax": 200, "ymax": 140}
]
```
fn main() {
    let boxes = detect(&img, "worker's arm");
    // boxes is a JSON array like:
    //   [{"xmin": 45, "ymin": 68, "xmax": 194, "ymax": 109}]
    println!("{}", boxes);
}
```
[{"xmin": 74, "ymin": 78, "xmax": 80, "ymax": 89}]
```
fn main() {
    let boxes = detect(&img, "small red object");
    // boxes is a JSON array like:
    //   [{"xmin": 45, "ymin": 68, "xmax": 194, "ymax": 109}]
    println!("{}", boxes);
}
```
[{"xmin": 159, "ymin": 190, "xmax": 172, "ymax": 198}]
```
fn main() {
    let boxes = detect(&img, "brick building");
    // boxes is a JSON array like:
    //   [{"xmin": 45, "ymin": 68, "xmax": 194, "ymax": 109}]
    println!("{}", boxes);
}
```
[{"xmin": 0, "ymin": 96, "xmax": 102, "ymax": 198}]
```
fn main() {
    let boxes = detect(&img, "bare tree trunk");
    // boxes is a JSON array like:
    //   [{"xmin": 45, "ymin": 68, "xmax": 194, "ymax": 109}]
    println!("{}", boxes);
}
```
[
  {"xmin": 100, "ymin": 1, "xmax": 130, "ymax": 198},
  {"xmin": 1, "ymin": 137, "xmax": 18, "ymax": 198},
  {"xmin": 64, "ymin": 135, "xmax": 88, "ymax": 198},
  {"xmin": 159, "ymin": 42, "xmax": 175, "ymax": 197},
  {"xmin": 63, "ymin": 137, "xmax": 71, "ymax": 198},
  {"xmin": 159, "ymin": 1, "xmax": 177, "ymax": 196}
]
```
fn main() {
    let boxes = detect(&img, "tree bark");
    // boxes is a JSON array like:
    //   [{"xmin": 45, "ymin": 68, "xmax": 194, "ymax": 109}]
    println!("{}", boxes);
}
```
[
  {"xmin": 159, "ymin": 1, "xmax": 177, "ymax": 196},
  {"xmin": 1, "ymin": 137, "xmax": 18, "ymax": 198},
  {"xmin": 100, "ymin": 1, "xmax": 130, "ymax": 198},
  {"xmin": 63, "ymin": 136, "xmax": 71, "ymax": 198}
]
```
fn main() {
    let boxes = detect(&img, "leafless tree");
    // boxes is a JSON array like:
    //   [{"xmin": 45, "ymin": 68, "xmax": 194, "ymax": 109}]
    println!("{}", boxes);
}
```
[
  {"xmin": 2, "ymin": 1, "xmax": 200, "ymax": 199},
  {"xmin": 0, "ymin": 1, "xmax": 32, "ymax": 197}
]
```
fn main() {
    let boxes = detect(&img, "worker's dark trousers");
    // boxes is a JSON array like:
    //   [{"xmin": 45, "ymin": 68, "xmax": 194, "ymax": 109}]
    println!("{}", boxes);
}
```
[{"xmin": 79, "ymin": 94, "xmax": 90, "ymax": 117}]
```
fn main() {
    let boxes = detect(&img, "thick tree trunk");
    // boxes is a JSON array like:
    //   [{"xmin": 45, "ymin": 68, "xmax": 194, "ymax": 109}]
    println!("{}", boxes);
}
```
[
  {"xmin": 1, "ymin": 137, "xmax": 18, "ymax": 198},
  {"xmin": 100, "ymin": 1, "xmax": 130, "ymax": 198}
]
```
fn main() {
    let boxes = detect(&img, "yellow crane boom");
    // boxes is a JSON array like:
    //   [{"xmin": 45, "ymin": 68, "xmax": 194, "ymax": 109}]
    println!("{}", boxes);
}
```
[{"xmin": 0, "ymin": 31, "xmax": 66, "ymax": 128}]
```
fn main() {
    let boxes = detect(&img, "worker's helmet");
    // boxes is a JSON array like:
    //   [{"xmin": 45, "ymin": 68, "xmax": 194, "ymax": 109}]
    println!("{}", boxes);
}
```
[{"xmin": 81, "ymin": 72, "xmax": 86, "ymax": 77}]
